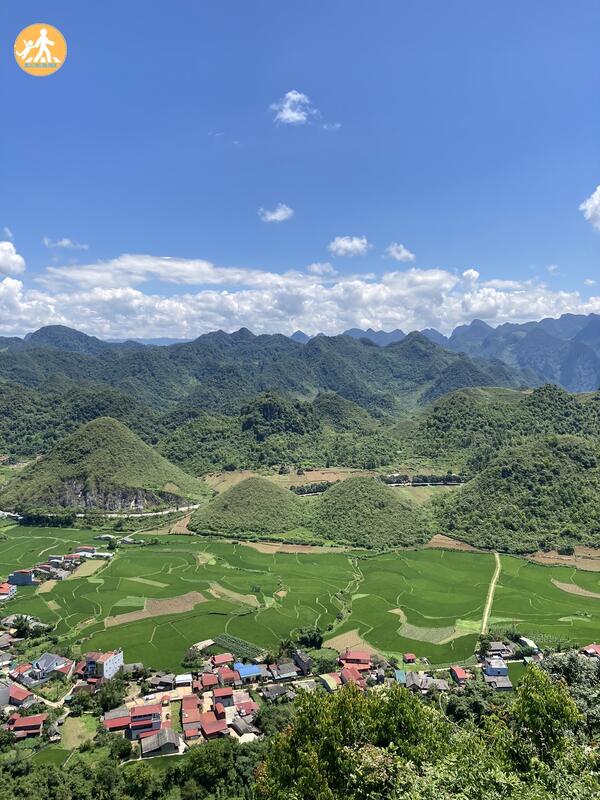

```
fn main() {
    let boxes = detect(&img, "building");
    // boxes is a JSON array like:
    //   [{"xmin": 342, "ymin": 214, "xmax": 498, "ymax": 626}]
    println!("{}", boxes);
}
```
[
  {"xmin": 484, "ymin": 674, "xmax": 513, "ymax": 691},
  {"xmin": 141, "ymin": 728, "xmax": 180, "ymax": 757},
  {"xmin": 394, "ymin": 669, "xmax": 406, "ymax": 685},
  {"xmin": 25, "ymin": 652, "xmax": 74, "ymax": 685},
  {"xmin": 213, "ymin": 687, "xmax": 234, "ymax": 707},
  {"xmin": 319, "ymin": 673, "xmax": 341, "ymax": 693},
  {"xmin": 269, "ymin": 662, "xmax": 298, "ymax": 681},
  {"xmin": 103, "ymin": 706, "xmax": 131, "ymax": 733},
  {"xmin": 450, "ymin": 666, "xmax": 467, "ymax": 686},
  {"xmin": 339, "ymin": 650, "xmax": 372, "ymax": 671},
  {"xmin": 75, "ymin": 546, "xmax": 96, "ymax": 555},
  {"xmin": 293, "ymin": 650, "xmax": 313, "ymax": 676},
  {"xmin": 580, "ymin": 643, "xmax": 600, "ymax": 658},
  {"xmin": 85, "ymin": 649, "xmax": 123, "ymax": 680},
  {"xmin": 518, "ymin": 636, "xmax": 538, "ymax": 652},
  {"xmin": 406, "ymin": 673, "xmax": 449, "ymax": 694},
  {"xmin": 484, "ymin": 657, "xmax": 508, "ymax": 677},
  {"xmin": 211, "ymin": 653, "xmax": 234, "ymax": 668},
  {"xmin": 403, "ymin": 652, "xmax": 416, "ymax": 664},
  {"xmin": 488, "ymin": 641, "xmax": 516, "ymax": 659},
  {"xmin": 199, "ymin": 711, "xmax": 228, "ymax": 739},
  {"xmin": 0, "ymin": 583, "xmax": 16, "ymax": 602},
  {"xmin": 7, "ymin": 570, "xmax": 37, "ymax": 587},
  {"xmin": 129, "ymin": 704, "xmax": 162, "ymax": 739},
  {"xmin": 217, "ymin": 666, "xmax": 240, "ymax": 686},
  {"xmin": 5, "ymin": 712, "xmax": 47, "ymax": 738},
  {"xmin": 0, "ymin": 680, "xmax": 33, "ymax": 708},
  {"xmin": 340, "ymin": 666, "xmax": 366, "ymax": 690},
  {"xmin": 234, "ymin": 662, "xmax": 262, "ymax": 684}
]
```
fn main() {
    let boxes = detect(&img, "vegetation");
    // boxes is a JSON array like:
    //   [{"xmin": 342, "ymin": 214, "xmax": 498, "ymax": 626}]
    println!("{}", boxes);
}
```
[
  {"xmin": 189, "ymin": 477, "xmax": 306, "ymax": 535},
  {"xmin": 436, "ymin": 434, "xmax": 600, "ymax": 552},
  {"xmin": 309, "ymin": 476, "xmax": 431, "ymax": 548},
  {"xmin": 0, "ymin": 417, "xmax": 209, "ymax": 512}
]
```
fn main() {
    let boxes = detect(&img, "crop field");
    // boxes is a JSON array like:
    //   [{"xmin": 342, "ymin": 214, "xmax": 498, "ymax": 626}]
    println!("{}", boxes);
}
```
[{"xmin": 3, "ymin": 524, "xmax": 600, "ymax": 671}]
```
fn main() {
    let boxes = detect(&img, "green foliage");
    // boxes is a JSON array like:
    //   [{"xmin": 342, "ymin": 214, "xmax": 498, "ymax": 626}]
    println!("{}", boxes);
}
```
[
  {"xmin": 309, "ymin": 476, "xmax": 431, "ymax": 548},
  {"xmin": 0, "ymin": 416, "xmax": 209, "ymax": 512},
  {"xmin": 189, "ymin": 477, "xmax": 306, "ymax": 535},
  {"xmin": 436, "ymin": 434, "xmax": 600, "ymax": 552}
]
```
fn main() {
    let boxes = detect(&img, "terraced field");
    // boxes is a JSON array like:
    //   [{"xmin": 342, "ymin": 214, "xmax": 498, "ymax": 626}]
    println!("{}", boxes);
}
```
[{"xmin": 3, "ymin": 524, "xmax": 600, "ymax": 671}]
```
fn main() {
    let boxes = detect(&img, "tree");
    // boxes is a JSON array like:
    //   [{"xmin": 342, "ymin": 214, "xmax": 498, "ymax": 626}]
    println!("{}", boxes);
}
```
[
  {"xmin": 296, "ymin": 626, "xmax": 323, "ymax": 649},
  {"xmin": 109, "ymin": 734, "xmax": 133, "ymax": 760}
]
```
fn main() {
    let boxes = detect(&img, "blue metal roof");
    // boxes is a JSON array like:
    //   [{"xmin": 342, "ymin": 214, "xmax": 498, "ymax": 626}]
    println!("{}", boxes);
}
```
[
  {"xmin": 234, "ymin": 662, "xmax": 261, "ymax": 678},
  {"xmin": 394, "ymin": 669, "xmax": 406, "ymax": 684}
]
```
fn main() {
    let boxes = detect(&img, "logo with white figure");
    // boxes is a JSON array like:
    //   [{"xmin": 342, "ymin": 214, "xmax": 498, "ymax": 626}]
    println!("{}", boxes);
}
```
[{"xmin": 14, "ymin": 23, "xmax": 67, "ymax": 77}]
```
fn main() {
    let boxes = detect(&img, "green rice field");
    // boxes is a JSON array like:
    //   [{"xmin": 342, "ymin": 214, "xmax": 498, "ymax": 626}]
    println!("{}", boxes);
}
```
[{"xmin": 2, "ymin": 524, "xmax": 600, "ymax": 671}]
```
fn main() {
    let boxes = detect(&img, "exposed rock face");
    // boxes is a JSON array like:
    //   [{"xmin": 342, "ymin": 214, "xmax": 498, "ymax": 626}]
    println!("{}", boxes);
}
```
[{"xmin": 56, "ymin": 480, "xmax": 182, "ymax": 511}]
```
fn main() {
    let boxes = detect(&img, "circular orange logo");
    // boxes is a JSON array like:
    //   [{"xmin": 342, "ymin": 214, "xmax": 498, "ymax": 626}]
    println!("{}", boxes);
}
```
[{"xmin": 14, "ymin": 23, "xmax": 67, "ymax": 77}]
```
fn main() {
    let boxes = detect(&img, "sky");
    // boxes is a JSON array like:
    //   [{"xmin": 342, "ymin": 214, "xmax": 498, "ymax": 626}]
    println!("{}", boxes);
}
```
[{"xmin": 1, "ymin": 1, "xmax": 600, "ymax": 339}]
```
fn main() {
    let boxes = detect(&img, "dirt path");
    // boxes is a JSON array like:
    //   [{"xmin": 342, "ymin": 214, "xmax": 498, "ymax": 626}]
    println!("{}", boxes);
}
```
[
  {"xmin": 170, "ymin": 514, "xmax": 193, "ymax": 535},
  {"xmin": 481, "ymin": 552, "xmax": 501, "ymax": 635}
]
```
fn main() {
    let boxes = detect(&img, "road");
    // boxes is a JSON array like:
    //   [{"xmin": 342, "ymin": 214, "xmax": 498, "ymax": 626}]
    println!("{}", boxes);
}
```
[{"xmin": 481, "ymin": 552, "xmax": 501, "ymax": 635}]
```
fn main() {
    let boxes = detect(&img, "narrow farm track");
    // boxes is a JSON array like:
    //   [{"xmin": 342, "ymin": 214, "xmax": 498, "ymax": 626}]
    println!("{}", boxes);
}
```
[{"xmin": 481, "ymin": 552, "xmax": 501, "ymax": 634}]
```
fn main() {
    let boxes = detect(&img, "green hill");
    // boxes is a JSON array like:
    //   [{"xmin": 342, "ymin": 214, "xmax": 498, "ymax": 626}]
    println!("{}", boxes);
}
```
[
  {"xmin": 0, "ymin": 417, "xmax": 208, "ymax": 512},
  {"xmin": 189, "ymin": 476, "xmax": 306, "ymax": 535},
  {"xmin": 309, "ymin": 476, "xmax": 431, "ymax": 549},
  {"xmin": 436, "ymin": 435, "xmax": 600, "ymax": 553}
]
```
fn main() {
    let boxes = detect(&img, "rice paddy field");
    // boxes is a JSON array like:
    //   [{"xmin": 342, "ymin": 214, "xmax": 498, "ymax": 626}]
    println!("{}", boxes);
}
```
[{"xmin": 2, "ymin": 523, "xmax": 600, "ymax": 671}]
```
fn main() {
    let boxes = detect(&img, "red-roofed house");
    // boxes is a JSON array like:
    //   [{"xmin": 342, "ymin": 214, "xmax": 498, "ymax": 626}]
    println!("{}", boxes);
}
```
[
  {"xmin": 213, "ymin": 687, "xmax": 234, "ymax": 707},
  {"xmin": 129, "ymin": 703, "xmax": 162, "ymax": 739},
  {"xmin": 339, "ymin": 649, "xmax": 371, "ymax": 671},
  {"xmin": 403, "ymin": 653, "xmax": 417, "ymax": 664},
  {"xmin": 581, "ymin": 643, "xmax": 600, "ymax": 658},
  {"xmin": 340, "ymin": 666, "xmax": 366, "ymax": 689},
  {"xmin": 450, "ymin": 666, "xmax": 467, "ymax": 685},
  {"xmin": 211, "ymin": 653, "xmax": 234, "ymax": 667},
  {"xmin": 9, "ymin": 683, "xmax": 32, "ymax": 706},
  {"xmin": 9, "ymin": 663, "xmax": 32, "ymax": 682},
  {"xmin": 75, "ymin": 546, "xmax": 96, "ymax": 554},
  {"xmin": 217, "ymin": 667, "xmax": 240, "ymax": 686},
  {"xmin": 6, "ymin": 712, "xmax": 47, "ymax": 738},
  {"xmin": 199, "ymin": 711, "xmax": 228, "ymax": 739},
  {"xmin": 236, "ymin": 699, "xmax": 259, "ymax": 717},
  {"xmin": 0, "ymin": 583, "xmax": 16, "ymax": 602},
  {"xmin": 201, "ymin": 672, "xmax": 219, "ymax": 690},
  {"xmin": 103, "ymin": 714, "xmax": 131, "ymax": 732}
]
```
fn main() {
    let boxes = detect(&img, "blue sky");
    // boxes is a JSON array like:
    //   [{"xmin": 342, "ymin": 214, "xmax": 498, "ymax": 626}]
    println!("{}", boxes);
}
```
[{"xmin": 1, "ymin": 1, "xmax": 599, "ymax": 338}]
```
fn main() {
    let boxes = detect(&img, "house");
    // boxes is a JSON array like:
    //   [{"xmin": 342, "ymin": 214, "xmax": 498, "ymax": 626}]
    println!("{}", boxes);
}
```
[
  {"xmin": 484, "ymin": 657, "xmax": 508, "ymax": 677},
  {"xmin": 403, "ymin": 652, "xmax": 416, "ymax": 664},
  {"xmin": 0, "ymin": 632, "xmax": 14, "ymax": 650},
  {"xmin": 129, "ymin": 703, "xmax": 162, "ymax": 739},
  {"xmin": 211, "ymin": 653, "xmax": 234, "ymax": 668},
  {"xmin": 488, "ymin": 641, "xmax": 516, "ymax": 659},
  {"xmin": 199, "ymin": 672, "xmax": 219, "ymax": 690},
  {"xmin": 75, "ymin": 546, "xmax": 96, "ymax": 555},
  {"xmin": 213, "ymin": 687, "xmax": 234, "ymax": 707},
  {"xmin": 0, "ymin": 651, "xmax": 15, "ymax": 669},
  {"xmin": 518, "ymin": 636, "xmax": 538, "ymax": 652},
  {"xmin": 94, "ymin": 534, "xmax": 117, "ymax": 542},
  {"xmin": 580, "ymin": 643, "xmax": 600, "ymax": 658},
  {"xmin": 174, "ymin": 673, "xmax": 193, "ymax": 689},
  {"xmin": 29, "ymin": 652, "xmax": 73, "ymax": 683},
  {"xmin": 319, "ymin": 673, "xmax": 342, "ymax": 693},
  {"xmin": 234, "ymin": 662, "xmax": 262, "ymax": 684},
  {"xmin": 84, "ymin": 649, "xmax": 123, "ymax": 680},
  {"xmin": 198, "ymin": 711, "xmax": 228, "ymax": 739},
  {"xmin": 103, "ymin": 706, "xmax": 132, "ymax": 733},
  {"xmin": 406, "ymin": 673, "xmax": 449, "ymax": 694},
  {"xmin": 0, "ymin": 680, "xmax": 32, "ymax": 708},
  {"xmin": 5, "ymin": 712, "xmax": 47, "ymax": 738},
  {"xmin": 7, "ymin": 570, "xmax": 37, "ymax": 586},
  {"xmin": 340, "ymin": 666, "xmax": 366, "ymax": 689},
  {"xmin": 339, "ymin": 650, "xmax": 371, "ymax": 671},
  {"xmin": 450, "ymin": 666, "xmax": 467, "ymax": 686},
  {"xmin": 181, "ymin": 695, "xmax": 204, "ymax": 741},
  {"xmin": 484, "ymin": 674, "xmax": 513, "ymax": 691},
  {"xmin": 149, "ymin": 672, "xmax": 175, "ymax": 691},
  {"xmin": 141, "ymin": 728, "xmax": 180, "ymax": 757},
  {"xmin": 262, "ymin": 683, "xmax": 292, "ymax": 702},
  {"xmin": 0, "ymin": 583, "xmax": 16, "ymax": 602},
  {"xmin": 217, "ymin": 667, "xmax": 240, "ymax": 686},
  {"xmin": 393, "ymin": 669, "xmax": 406, "ymax": 686},
  {"xmin": 9, "ymin": 662, "xmax": 33, "ymax": 682},
  {"xmin": 293, "ymin": 650, "xmax": 312, "ymax": 676},
  {"xmin": 269, "ymin": 662, "xmax": 298, "ymax": 681}
]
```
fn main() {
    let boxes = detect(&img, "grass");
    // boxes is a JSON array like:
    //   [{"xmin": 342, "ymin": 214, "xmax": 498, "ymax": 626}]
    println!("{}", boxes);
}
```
[
  {"xmin": 5, "ymin": 524, "xmax": 600, "ymax": 671},
  {"xmin": 60, "ymin": 714, "xmax": 97, "ymax": 749}
]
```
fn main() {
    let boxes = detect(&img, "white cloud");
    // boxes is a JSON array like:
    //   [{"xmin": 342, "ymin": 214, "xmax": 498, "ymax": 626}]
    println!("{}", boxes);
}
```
[
  {"xmin": 385, "ymin": 242, "xmax": 415, "ymax": 262},
  {"xmin": 580, "ymin": 185, "xmax": 600, "ymax": 230},
  {"xmin": 547, "ymin": 264, "xmax": 559, "ymax": 274},
  {"xmin": 2, "ymin": 227, "xmax": 13, "ymax": 240},
  {"xmin": 323, "ymin": 122, "xmax": 341, "ymax": 131},
  {"xmin": 3, "ymin": 253, "xmax": 600, "ymax": 339},
  {"xmin": 258, "ymin": 203, "xmax": 294, "ymax": 223},
  {"xmin": 0, "ymin": 241, "xmax": 26, "ymax": 276},
  {"xmin": 328, "ymin": 236, "xmax": 371, "ymax": 257},
  {"xmin": 584, "ymin": 278, "xmax": 596, "ymax": 287},
  {"xmin": 270, "ymin": 90, "xmax": 318, "ymax": 125},
  {"xmin": 43, "ymin": 236, "xmax": 89, "ymax": 250},
  {"xmin": 306, "ymin": 262, "xmax": 337, "ymax": 276}
]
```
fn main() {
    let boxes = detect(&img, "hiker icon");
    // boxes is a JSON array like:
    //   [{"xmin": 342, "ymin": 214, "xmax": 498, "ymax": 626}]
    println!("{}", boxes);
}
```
[
  {"xmin": 14, "ymin": 23, "xmax": 67, "ymax": 76},
  {"xmin": 33, "ymin": 28, "xmax": 60, "ymax": 63}
]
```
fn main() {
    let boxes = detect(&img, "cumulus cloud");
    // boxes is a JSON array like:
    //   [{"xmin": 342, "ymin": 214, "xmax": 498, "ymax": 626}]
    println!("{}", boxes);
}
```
[
  {"xmin": 547, "ymin": 264, "xmax": 559, "ymax": 274},
  {"xmin": 3, "ymin": 227, "xmax": 13, "ymax": 240},
  {"xmin": 306, "ymin": 262, "xmax": 337, "ymax": 276},
  {"xmin": 580, "ymin": 185, "xmax": 600, "ymax": 230},
  {"xmin": 4, "ymin": 252, "xmax": 600, "ymax": 339},
  {"xmin": 0, "ymin": 241, "xmax": 26, "ymax": 276},
  {"xmin": 258, "ymin": 203, "xmax": 294, "ymax": 223},
  {"xmin": 270, "ymin": 90, "xmax": 318, "ymax": 125},
  {"xmin": 385, "ymin": 242, "xmax": 415, "ymax": 262},
  {"xmin": 43, "ymin": 236, "xmax": 89, "ymax": 250},
  {"xmin": 328, "ymin": 236, "xmax": 371, "ymax": 257},
  {"xmin": 584, "ymin": 278, "xmax": 597, "ymax": 287}
]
